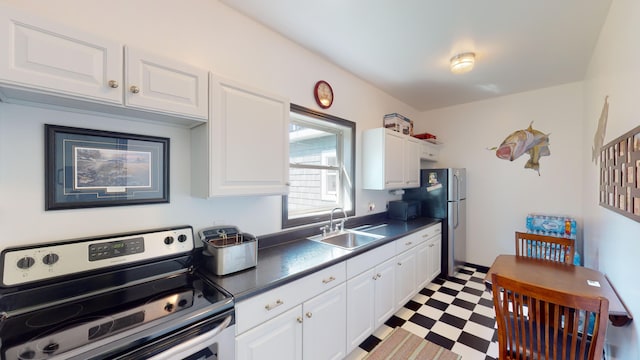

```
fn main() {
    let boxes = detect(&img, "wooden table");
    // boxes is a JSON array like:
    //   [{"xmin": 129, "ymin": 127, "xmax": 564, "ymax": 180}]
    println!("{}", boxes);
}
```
[{"xmin": 484, "ymin": 254, "xmax": 633, "ymax": 327}]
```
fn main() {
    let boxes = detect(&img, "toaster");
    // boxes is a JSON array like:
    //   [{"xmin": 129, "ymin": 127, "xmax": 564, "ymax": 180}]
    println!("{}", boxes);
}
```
[{"xmin": 199, "ymin": 225, "xmax": 258, "ymax": 276}]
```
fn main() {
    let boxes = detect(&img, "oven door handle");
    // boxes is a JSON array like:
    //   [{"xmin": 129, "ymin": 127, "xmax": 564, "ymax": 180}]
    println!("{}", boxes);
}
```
[{"xmin": 147, "ymin": 315, "xmax": 233, "ymax": 360}]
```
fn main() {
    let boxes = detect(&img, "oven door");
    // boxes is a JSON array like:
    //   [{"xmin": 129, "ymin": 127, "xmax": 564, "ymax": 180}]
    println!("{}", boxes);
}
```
[
  {"xmin": 147, "ymin": 316, "xmax": 235, "ymax": 360},
  {"xmin": 106, "ymin": 308, "xmax": 235, "ymax": 360}
]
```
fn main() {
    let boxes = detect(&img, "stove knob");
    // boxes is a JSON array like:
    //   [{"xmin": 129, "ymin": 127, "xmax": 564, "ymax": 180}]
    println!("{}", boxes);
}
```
[
  {"xmin": 178, "ymin": 234, "xmax": 187, "ymax": 242},
  {"xmin": 42, "ymin": 342, "xmax": 60, "ymax": 354},
  {"xmin": 43, "ymin": 253, "xmax": 59, "ymax": 265},
  {"xmin": 164, "ymin": 302, "xmax": 175, "ymax": 312},
  {"xmin": 164, "ymin": 236, "xmax": 174, "ymax": 245},
  {"xmin": 17, "ymin": 256, "xmax": 35, "ymax": 269}
]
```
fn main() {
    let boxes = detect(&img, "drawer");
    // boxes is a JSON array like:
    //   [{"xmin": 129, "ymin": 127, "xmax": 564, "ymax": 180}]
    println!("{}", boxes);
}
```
[
  {"xmin": 395, "ymin": 223, "xmax": 441, "ymax": 255},
  {"xmin": 235, "ymin": 261, "xmax": 346, "ymax": 334},
  {"xmin": 346, "ymin": 242, "xmax": 395, "ymax": 278}
]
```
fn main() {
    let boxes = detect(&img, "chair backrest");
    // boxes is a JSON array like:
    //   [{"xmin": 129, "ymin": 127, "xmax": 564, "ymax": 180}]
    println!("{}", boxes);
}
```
[
  {"xmin": 491, "ymin": 273, "xmax": 608, "ymax": 360},
  {"xmin": 515, "ymin": 231, "xmax": 575, "ymax": 264}
]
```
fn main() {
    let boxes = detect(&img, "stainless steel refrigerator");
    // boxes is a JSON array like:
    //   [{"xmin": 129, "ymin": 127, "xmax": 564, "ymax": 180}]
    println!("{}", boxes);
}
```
[{"xmin": 403, "ymin": 168, "xmax": 467, "ymax": 277}]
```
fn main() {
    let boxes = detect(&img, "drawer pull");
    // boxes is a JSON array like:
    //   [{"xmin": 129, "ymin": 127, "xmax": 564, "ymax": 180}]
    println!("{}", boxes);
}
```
[
  {"xmin": 322, "ymin": 276, "xmax": 336, "ymax": 284},
  {"xmin": 306, "ymin": 312, "xmax": 313, "ymax": 318},
  {"xmin": 297, "ymin": 317, "xmax": 303, "ymax": 323},
  {"xmin": 397, "ymin": 262, "xmax": 402, "ymax": 266},
  {"xmin": 265, "ymin": 299, "xmax": 284, "ymax": 311},
  {"xmin": 405, "ymin": 241, "xmax": 413, "ymax": 246},
  {"xmin": 429, "ymin": 244, "xmax": 435, "ymax": 247}
]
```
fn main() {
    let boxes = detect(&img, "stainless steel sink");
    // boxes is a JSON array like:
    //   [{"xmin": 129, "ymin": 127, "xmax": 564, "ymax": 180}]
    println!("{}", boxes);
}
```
[{"xmin": 308, "ymin": 229, "xmax": 385, "ymax": 250}]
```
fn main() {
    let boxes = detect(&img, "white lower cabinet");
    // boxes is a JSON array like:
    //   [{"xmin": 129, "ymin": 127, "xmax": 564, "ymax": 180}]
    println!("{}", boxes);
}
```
[
  {"xmin": 416, "ymin": 241, "xmax": 430, "ymax": 290},
  {"xmin": 345, "ymin": 257, "xmax": 395, "ymax": 353},
  {"xmin": 426, "ymin": 235, "xmax": 442, "ymax": 283},
  {"xmin": 236, "ymin": 305, "xmax": 302, "ymax": 360},
  {"xmin": 235, "ymin": 263, "xmax": 346, "ymax": 360},
  {"xmin": 237, "ymin": 223, "xmax": 442, "ymax": 359},
  {"xmin": 302, "ymin": 284, "xmax": 347, "ymax": 360},
  {"xmin": 394, "ymin": 249, "xmax": 417, "ymax": 309},
  {"xmin": 237, "ymin": 284, "xmax": 346, "ymax": 360}
]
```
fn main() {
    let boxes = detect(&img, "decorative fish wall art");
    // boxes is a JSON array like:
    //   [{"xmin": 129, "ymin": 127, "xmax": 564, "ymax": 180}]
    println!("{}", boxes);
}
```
[{"xmin": 490, "ymin": 122, "xmax": 550, "ymax": 175}]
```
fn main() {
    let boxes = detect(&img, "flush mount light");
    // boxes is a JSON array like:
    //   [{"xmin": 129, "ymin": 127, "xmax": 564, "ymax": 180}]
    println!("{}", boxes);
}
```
[{"xmin": 450, "ymin": 52, "xmax": 475, "ymax": 74}]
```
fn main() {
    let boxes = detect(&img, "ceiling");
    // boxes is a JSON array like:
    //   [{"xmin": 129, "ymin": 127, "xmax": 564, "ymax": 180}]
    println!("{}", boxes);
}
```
[{"xmin": 220, "ymin": 0, "xmax": 612, "ymax": 111}]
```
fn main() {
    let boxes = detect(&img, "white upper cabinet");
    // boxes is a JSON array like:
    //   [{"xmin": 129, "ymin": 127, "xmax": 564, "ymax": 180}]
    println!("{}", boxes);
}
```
[
  {"xmin": 362, "ymin": 128, "xmax": 420, "ymax": 190},
  {"xmin": 405, "ymin": 137, "xmax": 421, "ymax": 187},
  {"xmin": 0, "ymin": 5, "xmax": 208, "ymax": 127},
  {"xmin": 124, "ymin": 46, "xmax": 208, "ymax": 119},
  {"xmin": 0, "ymin": 6, "xmax": 123, "ymax": 104},
  {"xmin": 420, "ymin": 141, "xmax": 441, "ymax": 162},
  {"xmin": 191, "ymin": 73, "xmax": 289, "ymax": 198}
]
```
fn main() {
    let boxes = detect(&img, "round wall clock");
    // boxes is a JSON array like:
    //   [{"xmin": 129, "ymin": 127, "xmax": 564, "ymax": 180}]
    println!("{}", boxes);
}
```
[{"xmin": 314, "ymin": 80, "xmax": 334, "ymax": 109}]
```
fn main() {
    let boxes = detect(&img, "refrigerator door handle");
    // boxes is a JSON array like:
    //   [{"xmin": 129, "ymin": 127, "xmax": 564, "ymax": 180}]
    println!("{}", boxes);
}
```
[
  {"xmin": 454, "ymin": 201, "xmax": 459, "ymax": 229},
  {"xmin": 453, "ymin": 172, "xmax": 460, "ymax": 201}
]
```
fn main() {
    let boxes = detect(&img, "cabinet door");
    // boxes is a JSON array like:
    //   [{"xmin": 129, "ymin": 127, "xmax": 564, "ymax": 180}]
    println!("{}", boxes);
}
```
[
  {"xmin": 124, "ymin": 46, "xmax": 208, "ymax": 119},
  {"xmin": 420, "ymin": 141, "xmax": 440, "ymax": 161},
  {"xmin": 416, "ymin": 241, "xmax": 430, "ymax": 290},
  {"xmin": 395, "ymin": 250, "xmax": 417, "ymax": 310},
  {"xmin": 303, "ymin": 283, "xmax": 347, "ymax": 360},
  {"xmin": 236, "ymin": 305, "xmax": 302, "ymax": 360},
  {"xmin": 346, "ymin": 269, "xmax": 375, "ymax": 353},
  {"xmin": 196, "ymin": 73, "xmax": 289, "ymax": 197},
  {"xmin": 0, "ymin": 6, "xmax": 122, "ymax": 103},
  {"xmin": 383, "ymin": 130, "xmax": 405, "ymax": 189},
  {"xmin": 427, "ymin": 236, "xmax": 442, "ymax": 282},
  {"xmin": 404, "ymin": 138, "xmax": 421, "ymax": 188},
  {"xmin": 374, "ymin": 257, "xmax": 396, "ymax": 329}
]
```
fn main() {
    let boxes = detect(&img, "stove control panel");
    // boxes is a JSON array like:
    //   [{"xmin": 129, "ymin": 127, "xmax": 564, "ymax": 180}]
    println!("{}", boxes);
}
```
[{"xmin": 1, "ymin": 226, "xmax": 194, "ymax": 287}]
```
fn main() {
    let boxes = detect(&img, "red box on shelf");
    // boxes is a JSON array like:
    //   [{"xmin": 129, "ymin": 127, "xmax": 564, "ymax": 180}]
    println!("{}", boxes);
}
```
[{"xmin": 413, "ymin": 132, "xmax": 437, "ymax": 140}]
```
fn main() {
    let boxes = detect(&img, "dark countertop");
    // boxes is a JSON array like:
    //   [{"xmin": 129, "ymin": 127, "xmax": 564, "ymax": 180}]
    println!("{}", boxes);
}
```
[{"xmin": 198, "ymin": 217, "xmax": 441, "ymax": 302}]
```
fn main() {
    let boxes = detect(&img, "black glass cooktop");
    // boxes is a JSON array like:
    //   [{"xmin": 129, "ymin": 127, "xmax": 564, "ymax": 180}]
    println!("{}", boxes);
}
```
[{"xmin": 0, "ymin": 262, "xmax": 232, "ymax": 360}]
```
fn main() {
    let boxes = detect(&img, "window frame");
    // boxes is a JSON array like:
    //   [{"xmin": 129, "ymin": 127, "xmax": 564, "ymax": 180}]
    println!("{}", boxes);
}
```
[{"xmin": 282, "ymin": 104, "xmax": 356, "ymax": 229}]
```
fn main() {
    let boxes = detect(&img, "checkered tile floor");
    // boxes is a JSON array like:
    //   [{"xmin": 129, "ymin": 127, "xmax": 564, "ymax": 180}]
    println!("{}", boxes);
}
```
[{"xmin": 347, "ymin": 265, "xmax": 498, "ymax": 360}]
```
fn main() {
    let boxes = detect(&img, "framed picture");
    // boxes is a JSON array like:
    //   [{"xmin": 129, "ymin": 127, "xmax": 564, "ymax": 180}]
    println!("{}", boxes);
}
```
[{"xmin": 45, "ymin": 125, "xmax": 169, "ymax": 210}]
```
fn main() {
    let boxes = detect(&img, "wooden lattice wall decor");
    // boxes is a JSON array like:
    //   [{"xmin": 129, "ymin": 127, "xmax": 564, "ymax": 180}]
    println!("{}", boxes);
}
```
[{"xmin": 599, "ymin": 125, "xmax": 640, "ymax": 222}]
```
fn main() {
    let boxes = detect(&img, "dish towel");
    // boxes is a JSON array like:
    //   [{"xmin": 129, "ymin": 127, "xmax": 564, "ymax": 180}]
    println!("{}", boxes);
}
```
[{"xmin": 364, "ymin": 327, "xmax": 462, "ymax": 360}]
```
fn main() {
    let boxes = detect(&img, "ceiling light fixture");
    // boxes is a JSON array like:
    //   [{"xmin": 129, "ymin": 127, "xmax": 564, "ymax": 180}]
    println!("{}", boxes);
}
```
[{"xmin": 450, "ymin": 52, "xmax": 475, "ymax": 74}]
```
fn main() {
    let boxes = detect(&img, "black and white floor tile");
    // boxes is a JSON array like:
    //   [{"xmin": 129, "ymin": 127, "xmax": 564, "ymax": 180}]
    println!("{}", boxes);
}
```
[{"xmin": 347, "ymin": 265, "xmax": 499, "ymax": 360}]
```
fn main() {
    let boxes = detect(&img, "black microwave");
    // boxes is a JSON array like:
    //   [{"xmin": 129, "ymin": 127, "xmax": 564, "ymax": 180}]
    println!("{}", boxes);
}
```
[{"xmin": 388, "ymin": 200, "xmax": 421, "ymax": 221}]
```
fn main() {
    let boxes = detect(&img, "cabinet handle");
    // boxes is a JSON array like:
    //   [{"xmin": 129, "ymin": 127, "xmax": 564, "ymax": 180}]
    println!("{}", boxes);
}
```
[
  {"xmin": 429, "ymin": 244, "xmax": 435, "ymax": 247},
  {"xmin": 296, "ymin": 317, "xmax": 303, "ymax": 323},
  {"xmin": 129, "ymin": 85, "xmax": 140, "ymax": 94},
  {"xmin": 322, "ymin": 276, "xmax": 336, "ymax": 284},
  {"xmin": 305, "ymin": 312, "xmax": 312, "ymax": 318},
  {"xmin": 108, "ymin": 80, "xmax": 119, "ymax": 88},
  {"xmin": 397, "ymin": 262, "xmax": 402, "ymax": 266},
  {"xmin": 264, "ymin": 299, "xmax": 283, "ymax": 311},
  {"xmin": 405, "ymin": 241, "xmax": 413, "ymax": 246}
]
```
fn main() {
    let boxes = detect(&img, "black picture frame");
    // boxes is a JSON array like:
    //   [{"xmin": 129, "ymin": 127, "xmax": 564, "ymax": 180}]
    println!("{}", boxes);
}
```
[{"xmin": 45, "ymin": 125, "xmax": 169, "ymax": 210}]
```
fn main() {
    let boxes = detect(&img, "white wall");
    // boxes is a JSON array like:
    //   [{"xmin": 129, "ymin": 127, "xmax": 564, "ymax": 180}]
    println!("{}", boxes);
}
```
[
  {"xmin": 415, "ymin": 82, "xmax": 584, "ymax": 267},
  {"xmin": 0, "ymin": 0, "xmax": 415, "ymax": 248},
  {"xmin": 582, "ymin": 0, "xmax": 640, "ymax": 358}
]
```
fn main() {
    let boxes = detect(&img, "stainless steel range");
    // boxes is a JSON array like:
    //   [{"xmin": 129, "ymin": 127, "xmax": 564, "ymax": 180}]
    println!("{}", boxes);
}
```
[{"xmin": 0, "ymin": 226, "xmax": 235, "ymax": 360}]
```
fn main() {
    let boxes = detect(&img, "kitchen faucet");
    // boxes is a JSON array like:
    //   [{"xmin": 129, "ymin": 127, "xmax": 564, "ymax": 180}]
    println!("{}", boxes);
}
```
[{"xmin": 330, "ymin": 207, "xmax": 348, "ymax": 232}]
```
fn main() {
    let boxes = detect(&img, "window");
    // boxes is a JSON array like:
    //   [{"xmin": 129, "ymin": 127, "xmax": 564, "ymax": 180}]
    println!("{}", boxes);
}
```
[{"xmin": 282, "ymin": 104, "xmax": 355, "ymax": 228}]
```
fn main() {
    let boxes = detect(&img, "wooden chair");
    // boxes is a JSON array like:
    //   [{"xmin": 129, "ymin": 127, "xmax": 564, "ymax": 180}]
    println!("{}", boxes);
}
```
[
  {"xmin": 515, "ymin": 231, "xmax": 575, "ymax": 264},
  {"xmin": 492, "ymin": 273, "xmax": 608, "ymax": 360}
]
